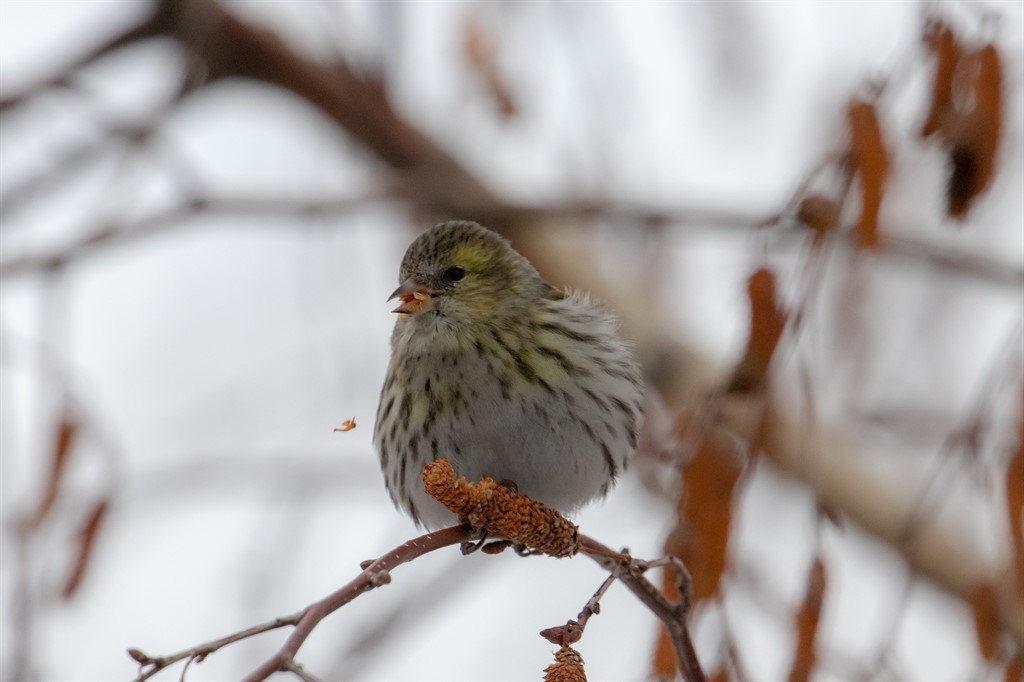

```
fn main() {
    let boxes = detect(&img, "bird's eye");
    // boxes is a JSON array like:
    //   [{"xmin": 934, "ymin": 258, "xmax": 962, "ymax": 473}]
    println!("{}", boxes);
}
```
[{"xmin": 445, "ymin": 266, "xmax": 465, "ymax": 282}]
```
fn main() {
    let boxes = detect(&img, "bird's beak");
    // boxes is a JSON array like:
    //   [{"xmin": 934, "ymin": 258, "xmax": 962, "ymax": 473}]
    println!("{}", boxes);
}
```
[{"xmin": 388, "ymin": 278, "xmax": 438, "ymax": 315}]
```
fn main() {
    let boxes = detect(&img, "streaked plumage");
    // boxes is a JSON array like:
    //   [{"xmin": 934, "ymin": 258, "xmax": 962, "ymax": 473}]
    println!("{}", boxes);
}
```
[{"xmin": 374, "ymin": 220, "xmax": 643, "ymax": 529}]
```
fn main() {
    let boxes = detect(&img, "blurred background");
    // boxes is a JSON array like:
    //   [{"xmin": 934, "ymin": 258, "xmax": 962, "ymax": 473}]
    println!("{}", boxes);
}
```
[{"xmin": 1, "ymin": 1, "xmax": 1022, "ymax": 680}]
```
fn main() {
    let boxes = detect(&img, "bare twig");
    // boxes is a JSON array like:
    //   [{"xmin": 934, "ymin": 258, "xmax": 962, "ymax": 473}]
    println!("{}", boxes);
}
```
[
  {"xmin": 128, "ymin": 613, "xmax": 305, "ymax": 681},
  {"xmin": 145, "ymin": 0, "xmax": 502, "ymax": 219},
  {"xmin": 579, "ymin": 535, "xmax": 705, "ymax": 682},
  {"xmin": 0, "ymin": 192, "xmax": 394, "ymax": 279},
  {"xmin": 0, "ymin": 115, "xmax": 164, "ymax": 221},
  {"xmin": 126, "ymin": 523, "xmax": 704, "ymax": 682},
  {"xmin": 323, "ymin": 554, "xmax": 485, "ymax": 680},
  {"xmin": 4, "ymin": 186, "xmax": 1020, "ymax": 289},
  {"xmin": 281, "ymin": 659, "xmax": 323, "ymax": 682},
  {"xmin": 0, "ymin": 15, "xmax": 160, "ymax": 113},
  {"xmin": 5, "ymin": 0, "xmax": 1020, "ymax": 293},
  {"xmin": 238, "ymin": 523, "xmax": 474, "ymax": 681},
  {"xmin": 540, "ymin": 572, "xmax": 618, "ymax": 647},
  {"xmin": 128, "ymin": 524, "xmax": 473, "ymax": 681}
]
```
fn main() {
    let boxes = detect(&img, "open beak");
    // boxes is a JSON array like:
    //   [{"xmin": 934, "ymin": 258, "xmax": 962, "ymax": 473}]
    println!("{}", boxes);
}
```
[{"xmin": 388, "ymin": 278, "xmax": 438, "ymax": 315}]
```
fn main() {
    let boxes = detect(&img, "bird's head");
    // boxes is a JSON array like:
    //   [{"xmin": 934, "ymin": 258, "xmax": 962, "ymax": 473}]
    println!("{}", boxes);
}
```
[{"xmin": 389, "ymin": 221, "xmax": 547, "ymax": 324}]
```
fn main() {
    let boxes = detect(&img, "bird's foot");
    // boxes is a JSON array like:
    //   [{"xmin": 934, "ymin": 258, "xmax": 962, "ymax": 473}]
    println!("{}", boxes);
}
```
[{"xmin": 460, "ymin": 528, "xmax": 489, "ymax": 555}]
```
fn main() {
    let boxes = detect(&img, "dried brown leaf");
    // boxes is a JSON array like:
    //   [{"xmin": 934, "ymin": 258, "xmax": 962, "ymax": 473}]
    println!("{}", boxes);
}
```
[
  {"xmin": 788, "ymin": 558, "xmax": 828, "ymax": 682},
  {"xmin": 969, "ymin": 583, "xmax": 1000, "ymax": 661},
  {"xmin": 652, "ymin": 619, "xmax": 678, "ymax": 679},
  {"xmin": 921, "ymin": 20, "xmax": 961, "ymax": 138},
  {"xmin": 847, "ymin": 100, "xmax": 889, "ymax": 249},
  {"xmin": 945, "ymin": 44, "xmax": 1003, "ymax": 219},
  {"xmin": 1006, "ymin": 655, "xmax": 1023, "ymax": 682},
  {"xmin": 26, "ymin": 411, "xmax": 78, "ymax": 530},
  {"xmin": 62, "ymin": 498, "xmax": 111, "ymax": 600},
  {"xmin": 679, "ymin": 441, "xmax": 743, "ymax": 601},
  {"xmin": 972, "ymin": 45, "xmax": 1003, "ymax": 186},
  {"xmin": 1007, "ymin": 412, "xmax": 1024, "ymax": 597},
  {"xmin": 728, "ymin": 267, "xmax": 787, "ymax": 394},
  {"xmin": 654, "ymin": 438, "xmax": 744, "ymax": 678}
]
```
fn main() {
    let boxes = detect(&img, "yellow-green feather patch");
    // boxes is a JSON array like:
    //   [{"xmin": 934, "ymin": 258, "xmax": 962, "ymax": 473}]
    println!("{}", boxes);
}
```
[{"xmin": 449, "ymin": 242, "xmax": 495, "ymax": 272}]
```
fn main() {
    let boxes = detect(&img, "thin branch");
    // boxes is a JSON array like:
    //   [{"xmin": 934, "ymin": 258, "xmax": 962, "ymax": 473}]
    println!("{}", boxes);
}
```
[
  {"xmin": 146, "ymin": 0, "xmax": 501, "ymax": 218},
  {"xmin": 0, "ymin": 41, "xmax": 205, "ymax": 224},
  {"xmin": 539, "ymin": 572, "xmax": 618, "ymax": 646},
  {"xmin": 129, "ymin": 612, "xmax": 306, "ymax": 681},
  {"xmin": 239, "ymin": 523, "xmax": 475, "ymax": 680},
  {"xmin": 4, "ymin": 187, "xmax": 1019, "ymax": 292},
  {"xmin": 128, "ymin": 524, "xmax": 473, "ymax": 681},
  {"xmin": 4, "ymin": 0, "xmax": 1020, "ymax": 294},
  {"xmin": 0, "ymin": 192, "xmax": 395, "ymax": 280},
  {"xmin": 579, "ymin": 535, "xmax": 705, "ymax": 682},
  {"xmin": 4, "ymin": 0, "xmax": 1020, "ymax": 293},
  {"xmin": 323, "ymin": 553, "xmax": 485, "ymax": 680},
  {"xmin": 0, "ymin": 14, "xmax": 160, "ymax": 113},
  {"xmin": 281, "ymin": 659, "xmax": 323, "ymax": 682},
  {"xmin": 0, "ymin": 116, "xmax": 164, "ymax": 222},
  {"xmin": 126, "ymin": 523, "xmax": 705, "ymax": 682}
]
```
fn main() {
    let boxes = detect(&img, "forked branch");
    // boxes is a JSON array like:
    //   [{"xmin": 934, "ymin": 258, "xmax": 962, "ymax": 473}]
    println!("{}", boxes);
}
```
[
  {"xmin": 127, "ymin": 460, "xmax": 706, "ymax": 681},
  {"xmin": 128, "ymin": 524, "xmax": 474, "ymax": 681}
]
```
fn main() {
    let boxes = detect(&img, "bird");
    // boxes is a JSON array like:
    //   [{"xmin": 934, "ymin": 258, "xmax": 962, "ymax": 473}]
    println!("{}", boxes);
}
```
[{"xmin": 373, "ymin": 220, "xmax": 643, "ymax": 529}]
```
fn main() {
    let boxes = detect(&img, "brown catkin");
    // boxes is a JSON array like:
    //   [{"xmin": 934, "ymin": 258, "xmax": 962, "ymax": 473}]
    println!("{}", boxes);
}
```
[
  {"xmin": 543, "ymin": 645, "xmax": 587, "ymax": 682},
  {"xmin": 423, "ymin": 459, "xmax": 580, "ymax": 557}
]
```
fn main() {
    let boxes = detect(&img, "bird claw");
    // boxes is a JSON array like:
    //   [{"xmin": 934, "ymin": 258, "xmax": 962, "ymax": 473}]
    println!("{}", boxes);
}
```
[
  {"xmin": 460, "ymin": 529, "xmax": 490, "ymax": 555},
  {"xmin": 481, "ymin": 540, "xmax": 512, "ymax": 554},
  {"xmin": 513, "ymin": 543, "xmax": 539, "ymax": 557}
]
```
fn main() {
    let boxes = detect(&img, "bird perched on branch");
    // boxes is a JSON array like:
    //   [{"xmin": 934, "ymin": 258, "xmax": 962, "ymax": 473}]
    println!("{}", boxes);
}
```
[{"xmin": 374, "ymin": 220, "xmax": 643, "ymax": 529}]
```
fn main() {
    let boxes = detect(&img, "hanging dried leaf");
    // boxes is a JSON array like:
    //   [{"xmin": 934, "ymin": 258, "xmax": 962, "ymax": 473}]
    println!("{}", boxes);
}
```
[
  {"xmin": 946, "ymin": 143, "xmax": 976, "ymax": 219},
  {"xmin": 920, "ymin": 20, "xmax": 961, "ymax": 138},
  {"xmin": 945, "ymin": 44, "xmax": 1003, "ymax": 219},
  {"xmin": 728, "ymin": 267, "xmax": 788, "ymax": 394},
  {"xmin": 26, "ymin": 410, "xmax": 78, "ymax": 530},
  {"xmin": 62, "ymin": 498, "xmax": 111, "ymax": 600},
  {"xmin": 463, "ymin": 15, "xmax": 518, "ymax": 119},
  {"xmin": 652, "ymin": 617, "xmax": 677, "ymax": 679},
  {"xmin": 787, "ymin": 558, "xmax": 828, "ymax": 682},
  {"xmin": 847, "ymin": 100, "xmax": 889, "ymax": 249},
  {"xmin": 1006, "ymin": 655, "xmax": 1023, "ymax": 682},
  {"xmin": 677, "ymin": 441, "xmax": 744, "ymax": 601},
  {"xmin": 969, "ymin": 583, "xmax": 1000, "ymax": 661},
  {"xmin": 653, "ymin": 438, "xmax": 744, "ymax": 678},
  {"xmin": 1007, "ymin": 411, "xmax": 1024, "ymax": 596},
  {"xmin": 971, "ymin": 45, "xmax": 1003, "ymax": 186}
]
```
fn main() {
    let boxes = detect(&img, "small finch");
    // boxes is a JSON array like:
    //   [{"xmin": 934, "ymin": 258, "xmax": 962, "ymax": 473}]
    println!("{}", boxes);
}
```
[{"xmin": 373, "ymin": 221, "xmax": 643, "ymax": 529}]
